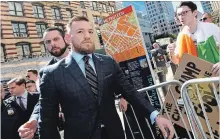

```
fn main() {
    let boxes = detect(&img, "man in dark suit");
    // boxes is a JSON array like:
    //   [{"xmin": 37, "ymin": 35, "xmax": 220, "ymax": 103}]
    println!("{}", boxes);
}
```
[
  {"xmin": 18, "ymin": 27, "xmax": 128, "ymax": 139},
  {"xmin": 38, "ymin": 16, "xmax": 174, "ymax": 139},
  {"xmin": 18, "ymin": 27, "xmax": 69, "ymax": 139},
  {"xmin": 1, "ymin": 77, "xmax": 39, "ymax": 139}
]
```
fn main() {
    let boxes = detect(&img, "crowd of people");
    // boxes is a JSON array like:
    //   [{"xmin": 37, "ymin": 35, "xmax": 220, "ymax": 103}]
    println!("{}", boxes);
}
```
[{"xmin": 1, "ymin": 1, "xmax": 219, "ymax": 139}]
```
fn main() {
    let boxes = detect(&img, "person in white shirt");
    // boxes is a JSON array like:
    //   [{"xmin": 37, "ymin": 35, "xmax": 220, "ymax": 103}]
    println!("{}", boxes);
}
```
[{"xmin": 167, "ymin": 1, "xmax": 220, "ymax": 76}]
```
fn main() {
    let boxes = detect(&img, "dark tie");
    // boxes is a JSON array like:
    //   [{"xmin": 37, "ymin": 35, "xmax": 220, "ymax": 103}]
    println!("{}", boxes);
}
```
[
  {"xmin": 17, "ymin": 96, "xmax": 25, "ymax": 110},
  {"xmin": 83, "ymin": 55, "xmax": 98, "ymax": 99}
]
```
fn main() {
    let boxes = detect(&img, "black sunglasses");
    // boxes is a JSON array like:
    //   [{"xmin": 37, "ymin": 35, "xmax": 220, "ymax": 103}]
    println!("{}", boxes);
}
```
[{"xmin": 200, "ymin": 17, "xmax": 207, "ymax": 21}]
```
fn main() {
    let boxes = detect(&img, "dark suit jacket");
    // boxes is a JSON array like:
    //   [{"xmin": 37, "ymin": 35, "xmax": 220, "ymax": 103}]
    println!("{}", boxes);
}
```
[
  {"xmin": 39, "ymin": 53, "xmax": 156, "ymax": 139},
  {"xmin": 30, "ymin": 57, "xmax": 57, "ymax": 121},
  {"xmin": 1, "ymin": 93, "xmax": 39, "ymax": 139}
]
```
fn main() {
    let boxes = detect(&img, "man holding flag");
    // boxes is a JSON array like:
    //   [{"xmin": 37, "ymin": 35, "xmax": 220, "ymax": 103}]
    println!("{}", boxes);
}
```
[{"xmin": 167, "ymin": 1, "xmax": 220, "ymax": 76}]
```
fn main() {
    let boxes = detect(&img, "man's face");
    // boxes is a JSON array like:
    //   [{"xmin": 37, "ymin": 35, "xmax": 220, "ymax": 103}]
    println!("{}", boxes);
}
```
[
  {"xmin": 8, "ymin": 82, "xmax": 24, "ymax": 96},
  {"xmin": 68, "ymin": 21, "xmax": 95, "ymax": 54},
  {"xmin": 26, "ymin": 83, "xmax": 37, "ymax": 92},
  {"xmin": 26, "ymin": 72, "xmax": 37, "ymax": 81},
  {"xmin": 153, "ymin": 43, "xmax": 159, "ymax": 49},
  {"xmin": 201, "ymin": 14, "xmax": 212, "ymax": 23},
  {"xmin": 177, "ymin": 6, "xmax": 197, "ymax": 26},
  {"xmin": 43, "ymin": 30, "xmax": 68, "ymax": 57}
]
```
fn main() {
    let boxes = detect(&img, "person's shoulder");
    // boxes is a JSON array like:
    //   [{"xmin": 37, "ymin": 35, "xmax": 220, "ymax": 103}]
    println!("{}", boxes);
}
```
[
  {"xmin": 200, "ymin": 22, "xmax": 219, "ymax": 29},
  {"xmin": 3, "ymin": 96, "xmax": 15, "ymax": 106},
  {"xmin": 43, "ymin": 59, "xmax": 64, "ymax": 73},
  {"xmin": 94, "ymin": 53, "xmax": 113, "ymax": 60},
  {"xmin": 28, "ymin": 92, "xmax": 39, "ymax": 97}
]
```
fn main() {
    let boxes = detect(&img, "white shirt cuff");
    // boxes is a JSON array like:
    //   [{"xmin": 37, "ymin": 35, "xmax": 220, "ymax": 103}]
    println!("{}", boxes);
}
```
[{"xmin": 150, "ymin": 110, "xmax": 160, "ymax": 124}]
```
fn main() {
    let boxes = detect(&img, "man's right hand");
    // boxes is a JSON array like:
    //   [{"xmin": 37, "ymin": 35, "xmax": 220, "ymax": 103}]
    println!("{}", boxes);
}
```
[
  {"xmin": 167, "ymin": 43, "xmax": 176, "ymax": 55},
  {"xmin": 18, "ymin": 120, "xmax": 37, "ymax": 139}
]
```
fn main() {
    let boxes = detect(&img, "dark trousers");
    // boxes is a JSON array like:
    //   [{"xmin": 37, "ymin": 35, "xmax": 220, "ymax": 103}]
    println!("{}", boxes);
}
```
[{"xmin": 91, "ymin": 127, "xmax": 109, "ymax": 139}]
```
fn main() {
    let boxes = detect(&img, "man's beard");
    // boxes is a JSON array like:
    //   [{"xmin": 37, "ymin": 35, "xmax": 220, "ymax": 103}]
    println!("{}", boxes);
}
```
[
  {"xmin": 73, "ymin": 42, "xmax": 95, "ymax": 55},
  {"xmin": 49, "ymin": 45, "xmax": 68, "ymax": 57}
]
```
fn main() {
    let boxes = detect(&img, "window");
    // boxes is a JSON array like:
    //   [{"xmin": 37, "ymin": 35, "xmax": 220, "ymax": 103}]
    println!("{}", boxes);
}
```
[
  {"xmin": 8, "ymin": 2, "xmax": 23, "ymax": 16},
  {"xmin": 33, "ymin": 4, "xmax": 44, "ymax": 18},
  {"xmin": 102, "ymin": 4, "xmax": 107, "ymax": 12},
  {"xmin": 1, "ymin": 43, "xmax": 6, "ymax": 62},
  {"xmin": 92, "ymin": 1, "xmax": 98, "ymax": 11},
  {"xmin": 80, "ymin": 1, "xmax": 85, "ymax": 9},
  {"xmin": 63, "ymin": 1, "xmax": 70, "ymax": 5},
  {"xmin": 55, "ymin": 23, "xmax": 64, "ymax": 31},
  {"xmin": 82, "ymin": 11, "xmax": 87, "ymax": 17},
  {"xmin": 66, "ymin": 9, "xmax": 72, "ymax": 19},
  {"xmin": 40, "ymin": 42, "xmax": 47, "ymax": 54},
  {"xmin": 51, "ymin": 7, "xmax": 62, "ymax": 20},
  {"xmin": 12, "ymin": 22, "xmax": 28, "ymax": 37},
  {"xmin": 16, "ymin": 42, "xmax": 31, "ymax": 57},
  {"xmin": 36, "ymin": 23, "xmax": 47, "ymax": 37}
]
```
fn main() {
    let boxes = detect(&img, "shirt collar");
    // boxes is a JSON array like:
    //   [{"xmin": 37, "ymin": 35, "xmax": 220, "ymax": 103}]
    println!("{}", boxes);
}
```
[
  {"xmin": 17, "ymin": 91, "xmax": 28, "ymax": 99},
  {"xmin": 71, "ymin": 51, "xmax": 93, "ymax": 64}
]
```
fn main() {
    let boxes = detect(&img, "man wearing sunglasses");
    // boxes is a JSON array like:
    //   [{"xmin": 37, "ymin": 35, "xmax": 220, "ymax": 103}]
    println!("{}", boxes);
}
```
[
  {"xmin": 200, "ymin": 13, "xmax": 213, "ymax": 23},
  {"xmin": 167, "ymin": 1, "xmax": 220, "ymax": 76}
]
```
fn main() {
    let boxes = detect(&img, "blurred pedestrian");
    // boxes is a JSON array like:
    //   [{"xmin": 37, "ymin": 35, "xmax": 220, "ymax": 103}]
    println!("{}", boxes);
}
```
[
  {"xmin": 1, "ymin": 77, "xmax": 39, "ymax": 139},
  {"xmin": 25, "ymin": 80, "xmax": 38, "ymax": 94},
  {"xmin": 200, "ymin": 12, "xmax": 213, "ymax": 23}
]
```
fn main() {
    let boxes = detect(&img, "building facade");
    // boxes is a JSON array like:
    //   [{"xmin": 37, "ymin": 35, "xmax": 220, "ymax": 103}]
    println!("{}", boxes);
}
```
[
  {"xmin": 210, "ymin": 1, "xmax": 220, "ymax": 11},
  {"xmin": 201, "ymin": 1, "xmax": 213, "ymax": 13},
  {"xmin": 120, "ymin": 1, "xmax": 154, "ymax": 48},
  {"xmin": 0, "ymin": 1, "xmax": 116, "ymax": 62},
  {"xmin": 145, "ymin": 1, "xmax": 180, "ymax": 36},
  {"xmin": 210, "ymin": 1, "xmax": 220, "ymax": 26}
]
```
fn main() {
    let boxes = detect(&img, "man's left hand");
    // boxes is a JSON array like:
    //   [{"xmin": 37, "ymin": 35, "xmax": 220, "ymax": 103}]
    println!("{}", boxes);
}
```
[
  {"xmin": 119, "ymin": 98, "xmax": 128, "ymax": 112},
  {"xmin": 155, "ymin": 115, "xmax": 174, "ymax": 139}
]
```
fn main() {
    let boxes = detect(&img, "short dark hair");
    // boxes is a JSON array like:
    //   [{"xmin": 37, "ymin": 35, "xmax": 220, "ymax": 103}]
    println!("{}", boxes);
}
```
[
  {"xmin": 44, "ymin": 27, "xmax": 65, "ymax": 38},
  {"xmin": 179, "ymin": 1, "xmax": 197, "ymax": 12},
  {"xmin": 66, "ymin": 16, "xmax": 89, "ymax": 33},
  {"xmin": 27, "ymin": 69, "xmax": 38, "ymax": 75},
  {"xmin": 26, "ymin": 80, "xmax": 35, "ymax": 84},
  {"xmin": 7, "ymin": 77, "xmax": 26, "ymax": 86}
]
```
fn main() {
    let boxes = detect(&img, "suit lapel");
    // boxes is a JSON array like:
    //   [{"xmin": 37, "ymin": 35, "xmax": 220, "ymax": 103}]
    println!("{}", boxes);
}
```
[
  {"xmin": 62, "ymin": 54, "xmax": 94, "ymax": 96},
  {"xmin": 93, "ymin": 54, "xmax": 104, "ymax": 105},
  {"xmin": 47, "ymin": 57, "xmax": 57, "ymax": 65},
  {"xmin": 12, "ymin": 96, "xmax": 25, "ymax": 112}
]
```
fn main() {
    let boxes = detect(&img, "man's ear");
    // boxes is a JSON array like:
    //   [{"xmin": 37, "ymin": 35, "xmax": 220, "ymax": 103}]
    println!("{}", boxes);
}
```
[
  {"xmin": 193, "ymin": 10, "xmax": 198, "ymax": 18},
  {"xmin": 64, "ymin": 34, "xmax": 71, "ymax": 44}
]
